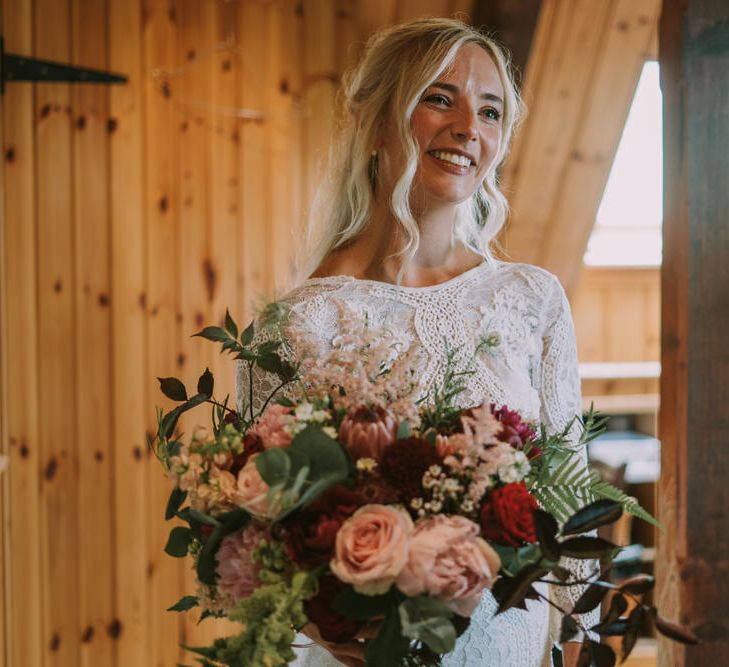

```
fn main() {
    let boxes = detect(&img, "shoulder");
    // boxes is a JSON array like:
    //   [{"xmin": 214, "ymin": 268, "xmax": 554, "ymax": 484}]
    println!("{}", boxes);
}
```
[{"xmin": 491, "ymin": 260, "xmax": 566, "ymax": 301}]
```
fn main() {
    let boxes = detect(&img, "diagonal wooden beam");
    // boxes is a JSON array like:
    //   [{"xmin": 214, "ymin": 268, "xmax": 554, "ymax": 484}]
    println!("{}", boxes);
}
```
[{"xmin": 500, "ymin": 0, "xmax": 660, "ymax": 294}]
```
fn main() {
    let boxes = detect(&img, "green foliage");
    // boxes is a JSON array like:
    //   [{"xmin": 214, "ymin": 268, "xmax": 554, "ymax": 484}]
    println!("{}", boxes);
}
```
[
  {"xmin": 529, "ymin": 452, "xmax": 661, "ymax": 527},
  {"xmin": 184, "ymin": 567, "xmax": 316, "ymax": 667},
  {"xmin": 167, "ymin": 595, "xmax": 199, "ymax": 612},
  {"xmin": 398, "ymin": 596, "xmax": 457, "ymax": 655},
  {"xmin": 165, "ymin": 527, "xmax": 193, "ymax": 558},
  {"xmin": 196, "ymin": 509, "xmax": 251, "ymax": 585}
]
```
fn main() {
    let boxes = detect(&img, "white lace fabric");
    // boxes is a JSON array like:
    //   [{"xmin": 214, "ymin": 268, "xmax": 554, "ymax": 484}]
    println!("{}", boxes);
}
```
[{"xmin": 236, "ymin": 259, "xmax": 599, "ymax": 666}]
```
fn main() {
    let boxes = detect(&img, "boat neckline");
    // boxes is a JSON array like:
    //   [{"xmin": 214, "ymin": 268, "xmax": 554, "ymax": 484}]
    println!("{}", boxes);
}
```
[{"xmin": 301, "ymin": 259, "xmax": 495, "ymax": 292}]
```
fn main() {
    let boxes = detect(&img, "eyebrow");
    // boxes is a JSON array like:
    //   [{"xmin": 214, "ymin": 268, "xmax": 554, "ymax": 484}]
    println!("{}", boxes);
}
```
[{"xmin": 429, "ymin": 81, "xmax": 504, "ymax": 106}]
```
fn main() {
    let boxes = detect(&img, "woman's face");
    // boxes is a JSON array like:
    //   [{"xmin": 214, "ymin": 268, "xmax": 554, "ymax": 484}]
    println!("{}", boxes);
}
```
[{"xmin": 380, "ymin": 43, "xmax": 505, "ymax": 213}]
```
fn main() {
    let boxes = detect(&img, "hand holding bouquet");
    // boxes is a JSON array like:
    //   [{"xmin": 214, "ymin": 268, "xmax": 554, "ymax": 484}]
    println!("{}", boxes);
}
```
[{"xmin": 151, "ymin": 307, "xmax": 698, "ymax": 667}]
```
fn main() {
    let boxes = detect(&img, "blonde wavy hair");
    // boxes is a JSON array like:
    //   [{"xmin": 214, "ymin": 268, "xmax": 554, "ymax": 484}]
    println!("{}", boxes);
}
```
[{"xmin": 301, "ymin": 17, "xmax": 525, "ymax": 282}]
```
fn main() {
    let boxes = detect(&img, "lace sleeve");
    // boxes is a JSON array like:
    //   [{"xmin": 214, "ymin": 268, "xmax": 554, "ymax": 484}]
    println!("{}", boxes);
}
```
[
  {"xmin": 537, "ymin": 275, "xmax": 600, "ymax": 644},
  {"xmin": 235, "ymin": 321, "xmax": 295, "ymax": 421}
]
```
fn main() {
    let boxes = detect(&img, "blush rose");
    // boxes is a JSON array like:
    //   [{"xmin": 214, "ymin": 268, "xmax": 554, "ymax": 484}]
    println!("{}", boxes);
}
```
[
  {"xmin": 330, "ymin": 504, "xmax": 413, "ymax": 596},
  {"xmin": 396, "ymin": 515, "xmax": 501, "ymax": 616},
  {"xmin": 234, "ymin": 455, "xmax": 270, "ymax": 517}
]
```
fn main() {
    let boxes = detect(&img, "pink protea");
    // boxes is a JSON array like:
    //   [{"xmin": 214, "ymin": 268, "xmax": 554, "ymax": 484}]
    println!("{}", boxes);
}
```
[
  {"xmin": 215, "ymin": 522, "xmax": 267, "ymax": 604},
  {"xmin": 249, "ymin": 403, "xmax": 293, "ymax": 449},
  {"xmin": 339, "ymin": 406, "xmax": 398, "ymax": 461}
]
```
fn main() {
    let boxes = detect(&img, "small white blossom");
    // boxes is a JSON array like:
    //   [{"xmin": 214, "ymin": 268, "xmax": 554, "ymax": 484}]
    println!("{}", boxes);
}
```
[
  {"xmin": 356, "ymin": 457, "xmax": 378, "ymax": 472},
  {"xmin": 294, "ymin": 402, "xmax": 313, "ymax": 421},
  {"xmin": 498, "ymin": 465, "xmax": 520, "ymax": 484},
  {"xmin": 322, "ymin": 426, "xmax": 338, "ymax": 439},
  {"xmin": 311, "ymin": 409, "xmax": 330, "ymax": 423}
]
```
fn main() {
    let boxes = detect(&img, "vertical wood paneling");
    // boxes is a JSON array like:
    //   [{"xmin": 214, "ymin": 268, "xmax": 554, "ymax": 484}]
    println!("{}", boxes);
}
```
[
  {"xmin": 240, "ymin": 0, "xmax": 269, "ymax": 320},
  {"xmin": 143, "ymin": 0, "xmax": 184, "ymax": 663},
  {"xmin": 34, "ymin": 0, "xmax": 80, "ymax": 663},
  {"xmin": 72, "ymin": 0, "xmax": 115, "ymax": 664},
  {"xmin": 208, "ymin": 0, "xmax": 241, "ymax": 402},
  {"xmin": 3, "ymin": 0, "xmax": 43, "ymax": 664},
  {"xmin": 109, "ymin": 0, "xmax": 149, "ymax": 662}
]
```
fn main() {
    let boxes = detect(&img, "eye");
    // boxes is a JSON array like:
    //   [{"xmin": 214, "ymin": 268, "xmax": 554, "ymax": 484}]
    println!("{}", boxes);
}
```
[
  {"xmin": 481, "ymin": 107, "xmax": 501, "ymax": 122},
  {"xmin": 423, "ymin": 93, "xmax": 451, "ymax": 107}
]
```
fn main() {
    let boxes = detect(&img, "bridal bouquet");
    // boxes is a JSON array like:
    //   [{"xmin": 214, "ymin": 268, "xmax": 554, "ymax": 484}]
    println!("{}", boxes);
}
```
[{"xmin": 151, "ymin": 306, "xmax": 697, "ymax": 667}]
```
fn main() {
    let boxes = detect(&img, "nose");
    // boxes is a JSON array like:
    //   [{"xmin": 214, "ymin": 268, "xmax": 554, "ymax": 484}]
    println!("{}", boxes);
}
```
[{"xmin": 451, "ymin": 105, "xmax": 478, "ymax": 142}]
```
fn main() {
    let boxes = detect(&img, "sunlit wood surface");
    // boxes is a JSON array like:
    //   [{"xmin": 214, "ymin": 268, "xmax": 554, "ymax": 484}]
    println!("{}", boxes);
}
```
[{"xmin": 500, "ymin": 0, "xmax": 660, "ymax": 293}]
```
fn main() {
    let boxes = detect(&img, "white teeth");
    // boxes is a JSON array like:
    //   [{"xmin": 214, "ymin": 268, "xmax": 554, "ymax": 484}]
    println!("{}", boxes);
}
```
[{"xmin": 431, "ymin": 150, "xmax": 472, "ymax": 167}]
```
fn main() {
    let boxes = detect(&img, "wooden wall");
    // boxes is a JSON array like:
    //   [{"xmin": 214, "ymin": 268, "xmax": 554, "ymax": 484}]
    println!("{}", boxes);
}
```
[{"xmin": 0, "ymin": 1, "xmax": 470, "ymax": 665}]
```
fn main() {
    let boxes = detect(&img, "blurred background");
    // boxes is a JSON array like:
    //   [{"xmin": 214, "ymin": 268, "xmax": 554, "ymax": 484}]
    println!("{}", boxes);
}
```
[{"xmin": 1, "ymin": 0, "xmax": 665, "ymax": 665}]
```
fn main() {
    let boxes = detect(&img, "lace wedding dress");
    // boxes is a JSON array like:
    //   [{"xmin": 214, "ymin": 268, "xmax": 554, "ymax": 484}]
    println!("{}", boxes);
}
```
[{"xmin": 237, "ymin": 259, "xmax": 599, "ymax": 667}]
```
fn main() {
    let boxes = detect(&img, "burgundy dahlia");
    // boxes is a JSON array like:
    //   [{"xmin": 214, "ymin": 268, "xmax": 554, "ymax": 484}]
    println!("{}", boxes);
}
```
[
  {"xmin": 379, "ymin": 437, "xmax": 442, "ymax": 504},
  {"xmin": 492, "ymin": 404, "xmax": 538, "ymax": 454}
]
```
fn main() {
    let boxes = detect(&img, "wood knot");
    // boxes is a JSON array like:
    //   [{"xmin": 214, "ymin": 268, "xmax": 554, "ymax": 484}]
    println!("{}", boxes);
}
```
[
  {"xmin": 81, "ymin": 626, "xmax": 94, "ymax": 643},
  {"xmin": 94, "ymin": 451, "xmax": 104, "ymax": 462},
  {"xmin": 44, "ymin": 457, "xmax": 58, "ymax": 481},
  {"xmin": 50, "ymin": 633, "xmax": 61, "ymax": 651},
  {"xmin": 76, "ymin": 115, "xmax": 86, "ymax": 130},
  {"xmin": 5, "ymin": 146, "xmax": 15, "ymax": 163},
  {"xmin": 107, "ymin": 118, "xmax": 118, "ymax": 134},
  {"xmin": 159, "ymin": 195, "xmax": 169, "ymax": 213},
  {"xmin": 108, "ymin": 619, "xmax": 122, "ymax": 639}
]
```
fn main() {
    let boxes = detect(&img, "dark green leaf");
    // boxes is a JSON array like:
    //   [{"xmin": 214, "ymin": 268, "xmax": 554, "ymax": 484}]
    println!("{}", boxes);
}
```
[
  {"xmin": 618, "ymin": 574, "xmax": 655, "ymax": 595},
  {"xmin": 396, "ymin": 421, "xmax": 411, "ymax": 439},
  {"xmin": 364, "ymin": 609, "xmax": 410, "ymax": 667},
  {"xmin": 165, "ymin": 527, "xmax": 193, "ymax": 557},
  {"xmin": 167, "ymin": 595, "xmax": 198, "ymax": 612},
  {"xmin": 560, "ymin": 615, "xmax": 579, "ymax": 643},
  {"xmin": 332, "ymin": 587, "xmax": 392, "ymax": 620},
  {"xmin": 224, "ymin": 310, "xmax": 238, "ymax": 339},
  {"xmin": 241, "ymin": 320, "xmax": 255, "ymax": 346},
  {"xmin": 492, "ymin": 564, "xmax": 549, "ymax": 614},
  {"xmin": 158, "ymin": 376, "xmax": 188, "ymax": 402},
  {"xmin": 256, "ymin": 352, "xmax": 284, "ymax": 376},
  {"xmin": 197, "ymin": 368, "xmax": 214, "ymax": 397},
  {"xmin": 196, "ymin": 511, "xmax": 251, "ymax": 585},
  {"xmin": 573, "ymin": 582, "xmax": 611, "ymax": 615},
  {"xmin": 166, "ymin": 440, "xmax": 182, "ymax": 457},
  {"xmin": 533, "ymin": 509, "xmax": 561, "ymax": 561},
  {"xmin": 159, "ymin": 393, "xmax": 209, "ymax": 440},
  {"xmin": 551, "ymin": 565, "xmax": 571, "ymax": 582},
  {"xmin": 563, "ymin": 499, "xmax": 623, "ymax": 536},
  {"xmin": 186, "ymin": 508, "xmax": 221, "ymax": 527},
  {"xmin": 165, "ymin": 487, "xmax": 187, "ymax": 521},
  {"xmin": 192, "ymin": 326, "xmax": 230, "ymax": 343},
  {"xmin": 561, "ymin": 536, "xmax": 617, "ymax": 559},
  {"xmin": 256, "ymin": 339, "xmax": 282, "ymax": 355},
  {"xmin": 276, "ymin": 396, "xmax": 295, "ymax": 407}
]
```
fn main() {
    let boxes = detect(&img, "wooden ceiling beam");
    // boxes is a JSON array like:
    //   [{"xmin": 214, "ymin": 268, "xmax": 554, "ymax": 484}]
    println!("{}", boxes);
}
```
[{"xmin": 500, "ymin": 0, "xmax": 660, "ymax": 293}]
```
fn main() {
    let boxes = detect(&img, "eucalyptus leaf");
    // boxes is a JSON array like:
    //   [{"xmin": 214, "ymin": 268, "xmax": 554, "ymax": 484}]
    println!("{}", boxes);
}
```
[
  {"xmin": 397, "ymin": 421, "xmax": 411, "ymax": 439},
  {"xmin": 399, "ymin": 596, "xmax": 457, "ymax": 654},
  {"xmin": 255, "ymin": 447, "xmax": 292, "ymax": 487},
  {"xmin": 158, "ymin": 376, "xmax": 188, "ymax": 402}
]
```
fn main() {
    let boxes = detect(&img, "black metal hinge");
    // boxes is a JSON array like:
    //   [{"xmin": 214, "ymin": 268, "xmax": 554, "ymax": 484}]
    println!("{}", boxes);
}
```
[{"xmin": 1, "ymin": 36, "xmax": 127, "ymax": 94}]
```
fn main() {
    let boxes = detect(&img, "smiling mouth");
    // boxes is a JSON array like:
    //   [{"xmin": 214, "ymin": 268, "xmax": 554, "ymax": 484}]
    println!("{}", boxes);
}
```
[{"xmin": 428, "ymin": 150, "xmax": 474, "ymax": 168}]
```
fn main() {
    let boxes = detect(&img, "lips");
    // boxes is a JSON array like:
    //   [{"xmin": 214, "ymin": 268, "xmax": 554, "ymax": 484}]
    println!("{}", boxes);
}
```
[{"xmin": 427, "ymin": 149, "xmax": 477, "ymax": 167}]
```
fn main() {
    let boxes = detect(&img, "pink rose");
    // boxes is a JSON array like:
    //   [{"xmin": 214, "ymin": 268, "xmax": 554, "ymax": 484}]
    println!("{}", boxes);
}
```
[
  {"xmin": 330, "ymin": 504, "xmax": 413, "ymax": 595},
  {"xmin": 234, "ymin": 455, "xmax": 270, "ymax": 517},
  {"xmin": 396, "ymin": 515, "xmax": 501, "ymax": 616}
]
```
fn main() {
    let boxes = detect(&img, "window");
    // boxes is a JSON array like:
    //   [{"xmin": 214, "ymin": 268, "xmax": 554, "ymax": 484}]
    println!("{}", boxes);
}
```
[{"xmin": 583, "ymin": 62, "xmax": 662, "ymax": 267}]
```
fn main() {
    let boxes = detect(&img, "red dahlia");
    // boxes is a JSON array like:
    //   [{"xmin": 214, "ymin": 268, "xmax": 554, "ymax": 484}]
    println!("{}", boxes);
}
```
[{"xmin": 379, "ymin": 437, "xmax": 442, "ymax": 504}]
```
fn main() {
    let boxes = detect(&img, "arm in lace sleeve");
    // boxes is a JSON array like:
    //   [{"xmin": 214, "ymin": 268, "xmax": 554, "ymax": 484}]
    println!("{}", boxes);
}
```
[
  {"xmin": 536, "ymin": 274, "xmax": 600, "ymax": 644},
  {"xmin": 235, "ymin": 321, "xmax": 296, "ymax": 421}
]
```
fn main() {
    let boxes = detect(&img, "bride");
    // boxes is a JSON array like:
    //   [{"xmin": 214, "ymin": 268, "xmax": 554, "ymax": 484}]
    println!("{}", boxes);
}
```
[{"xmin": 239, "ymin": 17, "xmax": 596, "ymax": 667}]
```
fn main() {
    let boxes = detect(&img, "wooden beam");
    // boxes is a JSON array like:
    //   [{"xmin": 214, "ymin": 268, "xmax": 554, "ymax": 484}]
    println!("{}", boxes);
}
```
[
  {"xmin": 501, "ymin": 0, "xmax": 659, "ymax": 293},
  {"xmin": 471, "ymin": 0, "xmax": 543, "ymax": 85},
  {"xmin": 657, "ymin": 0, "xmax": 729, "ymax": 664}
]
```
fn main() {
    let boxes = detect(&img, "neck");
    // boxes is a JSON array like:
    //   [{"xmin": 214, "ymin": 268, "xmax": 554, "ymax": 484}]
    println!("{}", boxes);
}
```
[{"xmin": 332, "ymin": 196, "xmax": 480, "ymax": 285}]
